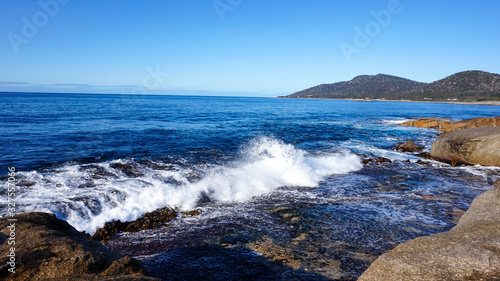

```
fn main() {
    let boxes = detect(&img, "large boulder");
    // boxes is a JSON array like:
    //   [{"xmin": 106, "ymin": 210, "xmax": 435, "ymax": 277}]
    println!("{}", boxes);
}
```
[
  {"xmin": 0, "ymin": 212, "xmax": 158, "ymax": 281},
  {"xmin": 430, "ymin": 127, "xmax": 500, "ymax": 166},
  {"xmin": 358, "ymin": 180, "xmax": 500, "ymax": 280}
]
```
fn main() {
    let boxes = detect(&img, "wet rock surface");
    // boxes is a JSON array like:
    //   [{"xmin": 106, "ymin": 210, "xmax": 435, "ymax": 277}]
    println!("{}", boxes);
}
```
[
  {"xmin": 93, "ymin": 207, "xmax": 192, "ymax": 241},
  {"xmin": 0, "ymin": 212, "xmax": 157, "ymax": 281},
  {"xmin": 359, "ymin": 179, "xmax": 500, "ymax": 281}
]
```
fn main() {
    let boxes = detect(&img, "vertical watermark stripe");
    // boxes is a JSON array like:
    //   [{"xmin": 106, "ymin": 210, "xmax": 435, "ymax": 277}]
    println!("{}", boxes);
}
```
[{"xmin": 5, "ymin": 167, "xmax": 18, "ymax": 274}]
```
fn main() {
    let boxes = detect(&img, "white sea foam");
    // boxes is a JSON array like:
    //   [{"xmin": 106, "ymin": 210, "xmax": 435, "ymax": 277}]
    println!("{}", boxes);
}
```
[
  {"xmin": 9, "ymin": 136, "xmax": 362, "ymax": 234},
  {"xmin": 381, "ymin": 118, "xmax": 413, "ymax": 125}
]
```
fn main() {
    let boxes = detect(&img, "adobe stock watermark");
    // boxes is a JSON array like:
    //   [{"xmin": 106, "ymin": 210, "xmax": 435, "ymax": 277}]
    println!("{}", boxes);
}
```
[
  {"xmin": 213, "ymin": 0, "xmax": 243, "ymax": 21},
  {"xmin": 6, "ymin": 167, "xmax": 18, "ymax": 274},
  {"xmin": 339, "ymin": 0, "xmax": 407, "ymax": 63},
  {"xmin": 7, "ymin": 0, "xmax": 70, "ymax": 54},
  {"xmin": 131, "ymin": 65, "xmax": 169, "ymax": 95}
]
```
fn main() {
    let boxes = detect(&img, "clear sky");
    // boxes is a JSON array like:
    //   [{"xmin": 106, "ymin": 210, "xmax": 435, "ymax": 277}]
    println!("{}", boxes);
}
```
[{"xmin": 1, "ymin": 0, "xmax": 500, "ymax": 96}]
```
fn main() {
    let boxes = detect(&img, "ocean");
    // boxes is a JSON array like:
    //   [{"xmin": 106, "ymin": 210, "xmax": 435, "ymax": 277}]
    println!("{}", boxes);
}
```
[{"xmin": 1, "ymin": 92, "xmax": 500, "ymax": 279}]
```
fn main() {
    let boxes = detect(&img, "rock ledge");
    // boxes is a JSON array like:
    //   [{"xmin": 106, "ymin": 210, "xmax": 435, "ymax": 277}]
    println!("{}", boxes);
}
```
[{"xmin": 359, "ymin": 180, "xmax": 500, "ymax": 280}]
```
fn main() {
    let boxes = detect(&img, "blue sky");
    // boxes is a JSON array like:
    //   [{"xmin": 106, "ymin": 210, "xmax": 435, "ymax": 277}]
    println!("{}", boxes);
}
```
[{"xmin": 1, "ymin": 0, "xmax": 500, "ymax": 96}]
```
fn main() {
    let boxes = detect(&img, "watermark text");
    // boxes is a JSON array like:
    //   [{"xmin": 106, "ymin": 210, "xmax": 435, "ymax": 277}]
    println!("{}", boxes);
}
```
[
  {"xmin": 6, "ymin": 167, "xmax": 17, "ymax": 274},
  {"xmin": 8, "ymin": 0, "xmax": 70, "ymax": 54},
  {"xmin": 339, "ymin": 0, "xmax": 406, "ymax": 63}
]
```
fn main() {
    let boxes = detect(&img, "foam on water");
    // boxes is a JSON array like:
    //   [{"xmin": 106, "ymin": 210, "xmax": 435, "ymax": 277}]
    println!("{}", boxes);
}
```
[{"xmin": 5, "ymin": 136, "xmax": 362, "ymax": 234}]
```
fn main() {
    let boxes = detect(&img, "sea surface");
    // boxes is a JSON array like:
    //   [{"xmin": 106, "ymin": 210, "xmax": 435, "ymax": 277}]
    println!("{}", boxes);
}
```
[{"xmin": 1, "ymin": 93, "xmax": 500, "ymax": 279}]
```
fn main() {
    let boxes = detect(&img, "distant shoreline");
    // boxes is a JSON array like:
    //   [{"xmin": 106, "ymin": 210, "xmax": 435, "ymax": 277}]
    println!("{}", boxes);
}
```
[{"xmin": 278, "ymin": 97, "xmax": 500, "ymax": 106}]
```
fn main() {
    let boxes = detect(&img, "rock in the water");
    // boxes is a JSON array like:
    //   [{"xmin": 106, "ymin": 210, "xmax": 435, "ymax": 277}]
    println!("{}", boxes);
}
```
[
  {"xmin": 375, "ymin": 157, "xmax": 392, "ymax": 163},
  {"xmin": 415, "ymin": 152, "xmax": 431, "ymax": 159},
  {"xmin": 0, "ymin": 212, "xmax": 158, "ymax": 281},
  {"xmin": 441, "ymin": 116, "xmax": 500, "ymax": 133},
  {"xmin": 400, "ymin": 117, "xmax": 450, "ymax": 130},
  {"xmin": 358, "ymin": 182, "xmax": 500, "ymax": 280},
  {"xmin": 400, "ymin": 116, "xmax": 500, "ymax": 133},
  {"xmin": 430, "ymin": 127, "xmax": 500, "ymax": 166},
  {"xmin": 93, "ymin": 207, "xmax": 177, "ymax": 241},
  {"xmin": 396, "ymin": 140, "xmax": 423, "ymax": 152}
]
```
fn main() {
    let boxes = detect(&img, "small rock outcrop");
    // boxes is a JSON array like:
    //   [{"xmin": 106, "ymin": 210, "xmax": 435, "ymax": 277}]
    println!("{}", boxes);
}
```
[
  {"xmin": 396, "ymin": 140, "xmax": 423, "ymax": 152},
  {"xmin": 440, "ymin": 116, "xmax": 500, "ymax": 133},
  {"xmin": 399, "ymin": 117, "xmax": 451, "ymax": 130},
  {"xmin": 0, "ymin": 212, "xmax": 158, "ymax": 281},
  {"xmin": 400, "ymin": 116, "xmax": 500, "ymax": 133},
  {"xmin": 358, "ymin": 180, "xmax": 500, "ymax": 280},
  {"xmin": 430, "ymin": 127, "xmax": 500, "ymax": 166},
  {"xmin": 92, "ymin": 207, "xmax": 202, "ymax": 241},
  {"xmin": 93, "ymin": 207, "xmax": 178, "ymax": 241}
]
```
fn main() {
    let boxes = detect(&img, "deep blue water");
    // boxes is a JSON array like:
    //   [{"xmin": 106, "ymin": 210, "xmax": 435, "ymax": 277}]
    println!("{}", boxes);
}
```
[
  {"xmin": 2, "ymin": 93, "xmax": 498, "ymax": 172},
  {"xmin": 1, "ymin": 92, "xmax": 500, "ymax": 279}
]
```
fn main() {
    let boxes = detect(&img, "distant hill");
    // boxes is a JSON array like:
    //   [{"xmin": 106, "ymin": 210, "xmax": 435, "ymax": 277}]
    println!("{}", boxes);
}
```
[
  {"xmin": 399, "ymin": 71, "xmax": 500, "ymax": 101},
  {"xmin": 284, "ymin": 71, "xmax": 500, "ymax": 102}
]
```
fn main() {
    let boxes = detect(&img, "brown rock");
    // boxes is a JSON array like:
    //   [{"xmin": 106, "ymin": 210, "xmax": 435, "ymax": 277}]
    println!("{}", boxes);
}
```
[
  {"xmin": 430, "ymin": 127, "xmax": 500, "ymax": 166},
  {"xmin": 359, "ymin": 186, "xmax": 500, "ymax": 281},
  {"xmin": 362, "ymin": 158, "xmax": 372, "ymax": 164},
  {"xmin": 441, "ymin": 116, "xmax": 500, "ymax": 133},
  {"xmin": 415, "ymin": 159, "xmax": 430, "ymax": 166},
  {"xmin": 248, "ymin": 236, "xmax": 301, "ymax": 269},
  {"xmin": 400, "ymin": 116, "xmax": 500, "ymax": 133},
  {"xmin": 415, "ymin": 152, "xmax": 431, "ymax": 159},
  {"xmin": 399, "ymin": 118, "xmax": 451, "ymax": 130},
  {"xmin": 93, "ymin": 207, "xmax": 177, "ymax": 241},
  {"xmin": 181, "ymin": 209, "xmax": 202, "ymax": 218},
  {"xmin": 0, "ymin": 212, "xmax": 158, "ymax": 281},
  {"xmin": 375, "ymin": 157, "xmax": 392, "ymax": 163},
  {"xmin": 397, "ymin": 140, "xmax": 423, "ymax": 152}
]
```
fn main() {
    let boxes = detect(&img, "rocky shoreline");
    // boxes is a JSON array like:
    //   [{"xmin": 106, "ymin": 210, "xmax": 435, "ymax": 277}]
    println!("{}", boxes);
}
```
[
  {"xmin": 2, "ymin": 116, "xmax": 499, "ymax": 280},
  {"xmin": 0, "ymin": 212, "xmax": 159, "ymax": 281},
  {"xmin": 357, "ymin": 116, "xmax": 500, "ymax": 280},
  {"xmin": 359, "ymin": 179, "xmax": 500, "ymax": 280}
]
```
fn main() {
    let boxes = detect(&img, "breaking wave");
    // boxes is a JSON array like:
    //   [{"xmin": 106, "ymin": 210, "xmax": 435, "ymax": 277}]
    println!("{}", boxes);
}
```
[{"xmin": 3, "ymin": 136, "xmax": 362, "ymax": 234}]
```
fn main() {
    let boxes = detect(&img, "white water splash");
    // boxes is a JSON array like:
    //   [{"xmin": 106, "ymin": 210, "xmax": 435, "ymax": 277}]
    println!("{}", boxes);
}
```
[{"xmin": 4, "ymin": 136, "xmax": 362, "ymax": 234}]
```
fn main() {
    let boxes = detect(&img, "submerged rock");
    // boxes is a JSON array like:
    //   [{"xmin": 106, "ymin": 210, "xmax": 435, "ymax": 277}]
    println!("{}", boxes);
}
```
[
  {"xmin": 359, "ymin": 180, "xmax": 500, "ymax": 280},
  {"xmin": 0, "ymin": 212, "xmax": 157, "ymax": 281},
  {"xmin": 143, "ymin": 244, "xmax": 331, "ymax": 281},
  {"xmin": 430, "ymin": 127, "xmax": 500, "ymax": 166},
  {"xmin": 248, "ymin": 236, "xmax": 302, "ymax": 270}
]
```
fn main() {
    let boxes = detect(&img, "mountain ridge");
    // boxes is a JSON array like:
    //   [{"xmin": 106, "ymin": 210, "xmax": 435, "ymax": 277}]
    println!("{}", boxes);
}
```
[{"xmin": 284, "ymin": 71, "xmax": 500, "ymax": 102}]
